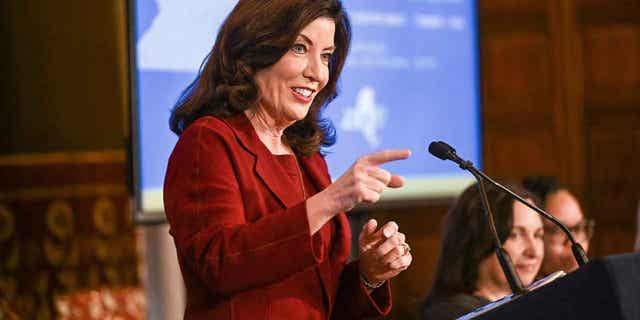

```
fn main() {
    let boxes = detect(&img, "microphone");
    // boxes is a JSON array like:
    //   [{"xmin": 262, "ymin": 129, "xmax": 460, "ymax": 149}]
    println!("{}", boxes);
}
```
[
  {"xmin": 429, "ymin": 140, "xmax": 525, "ymax": 295},
  {"xmin": 427, "ymin": 140, "xmax": 457, "ymax": 161},
  {"xmin": 428, "ymin": 141, "xmax": 589, "ymax": 268}
]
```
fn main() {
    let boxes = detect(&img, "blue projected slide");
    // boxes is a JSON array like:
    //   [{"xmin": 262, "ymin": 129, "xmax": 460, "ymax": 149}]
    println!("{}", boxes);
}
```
[{"xmin": 132, "ymin": 0, "xmax": 480, "ymax": 216}]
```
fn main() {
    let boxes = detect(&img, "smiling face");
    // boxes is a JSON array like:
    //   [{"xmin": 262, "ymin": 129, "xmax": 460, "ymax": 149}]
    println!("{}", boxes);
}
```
[
  {"xmin": 503, "ymin": 201, "xmax": 544, "ymax": 284},
  {"xmin": 252, "ymin": 17, "xmax": 336, "ymax": 128},
  {"xmin": 476, "ymin": 200, "xmax": 544, "ymax": 299},
  {"xmin": 540, "ymin": 190, "xmax": 588, "ymax": 274}
]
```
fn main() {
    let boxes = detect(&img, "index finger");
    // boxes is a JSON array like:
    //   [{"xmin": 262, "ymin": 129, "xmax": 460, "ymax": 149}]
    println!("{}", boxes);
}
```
[
  {"xmin": 359, "ymin": 219, "xmax": 378, "ymax": 242},
  {"xmin": 363, "ymin": 149, "xmax": 411, "ymax": 166},
  {"xmin": 361, "ymin": 220, "xmax": 397, "ymax": 247},
  {"xmin": 368, "ymin": 221, "xmax": 399, "ymax": 243}
]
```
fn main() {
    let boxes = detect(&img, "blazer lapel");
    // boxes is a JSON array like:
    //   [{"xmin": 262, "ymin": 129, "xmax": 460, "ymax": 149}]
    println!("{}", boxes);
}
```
[
  {"xmin": 298, "ymin": 153, "xmax": 331, "ymax": 191},
  {"xmin": 299, "ymin": 154, "xmax": 351, "ymax": 263},
  {"xmin": 225, "ymin": 114, "xmax": 353, "ymax": 313},
  {"xmin": 223, "ymin": 114, "xmax": 299, "ymax": 208},
  {"xmin": 226, "ymin": 113, "xmax": 351, "ymax": 261}
]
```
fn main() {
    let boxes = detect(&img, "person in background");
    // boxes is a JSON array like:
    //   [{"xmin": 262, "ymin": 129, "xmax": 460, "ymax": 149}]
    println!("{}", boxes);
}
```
[
  {"xmin": 163, "ymin": 1, "xmax": 413, "ymax": 319},
  {"xmin": 522, "ymin": 176, "xmax": 594, "ymax": 276},
  {"xmin": 419, "ymin": 183, "xmax": 544, "ymax": 320}
]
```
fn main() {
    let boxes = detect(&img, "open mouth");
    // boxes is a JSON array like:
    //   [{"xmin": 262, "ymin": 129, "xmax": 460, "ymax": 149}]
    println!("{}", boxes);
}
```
[
  {"xmin": 293, "ymin": 87, "xmax": 313, "ymax": 97},
  {"xmin": 291, "ymin": 87, "xmax": 315, "ymax": 102}
]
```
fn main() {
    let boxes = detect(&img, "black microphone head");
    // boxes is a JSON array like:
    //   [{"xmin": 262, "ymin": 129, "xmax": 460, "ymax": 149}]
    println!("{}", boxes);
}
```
[{"xmin": 428, "ymin": 141, "xmax": 455, "ymax": 161}]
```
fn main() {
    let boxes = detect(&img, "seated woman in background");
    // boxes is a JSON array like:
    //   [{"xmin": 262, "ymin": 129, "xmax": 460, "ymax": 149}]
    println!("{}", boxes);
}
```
[
  {"xmin": 419, "ymin": 183, "xmax": 544, "ymax": 320},
  {"xmin": 522, "ymin": 176, "xmax": 594, "ymax": 277}
]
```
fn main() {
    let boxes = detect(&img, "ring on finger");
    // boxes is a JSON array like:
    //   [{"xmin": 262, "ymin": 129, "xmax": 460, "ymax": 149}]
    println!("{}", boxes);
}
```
[{"xmin": 399, "ymin": 243, "xmax": 411, "ymax": 255}]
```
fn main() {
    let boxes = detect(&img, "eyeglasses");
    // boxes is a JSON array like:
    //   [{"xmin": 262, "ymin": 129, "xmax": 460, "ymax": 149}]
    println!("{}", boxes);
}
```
[{"xmin": 543, "ymin": 219, "xmax": 595, "ymax": 245}]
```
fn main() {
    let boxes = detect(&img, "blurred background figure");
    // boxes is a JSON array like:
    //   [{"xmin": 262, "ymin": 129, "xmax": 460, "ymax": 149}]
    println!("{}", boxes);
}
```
[
  {"xmin": 418, "ymin": 183, "xmax": 543, "ymax": 320},
  {"xmin": 522, "ymin": 176, "xmax": 594, "ymax": 277}
]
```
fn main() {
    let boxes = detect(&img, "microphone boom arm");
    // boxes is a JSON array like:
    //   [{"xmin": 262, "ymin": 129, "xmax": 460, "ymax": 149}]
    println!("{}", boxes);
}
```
[
  {"xmin": 430, "ymin": 138, "xmax": 590, "ymax": 267},
  {"xmin": 469, "ymin": 169, "xmax": 526, "ymax": 295},
  {"xmin": 460, "ymin": 160, "xmax": 588, "ymax": 266}
]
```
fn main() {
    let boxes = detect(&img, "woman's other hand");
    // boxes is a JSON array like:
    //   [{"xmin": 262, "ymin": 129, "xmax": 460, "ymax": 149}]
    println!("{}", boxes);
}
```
[{"xmin": 358, "ymin": 219, "xmax": 412, "ymax": 287}]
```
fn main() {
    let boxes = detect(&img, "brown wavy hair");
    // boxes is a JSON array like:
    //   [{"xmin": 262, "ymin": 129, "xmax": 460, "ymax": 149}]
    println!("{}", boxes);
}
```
[
  {"xmin": 421, "ymin": 182, "xmax": 540, "ymax": 308},
  {"xmin": 169, "ymin": 0, "xmax": 351, "ymax": 155}
]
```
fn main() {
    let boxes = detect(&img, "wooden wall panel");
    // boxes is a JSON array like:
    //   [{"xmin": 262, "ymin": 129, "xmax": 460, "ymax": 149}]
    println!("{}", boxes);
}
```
[
  {"xmin": 483, "ymin": 129, "xmax": 556, "ymax": 178},
  {"xmin": 578, "ymin": 0, "xmax": 640, "ymax": 26},
  {"xmin": 0, "ymin": 1, "xmax": 128, "ymax": 154},
  {"xmin": 586, "ymin": 113, "xmax": 638, "ymax": 188},
  {"xmin": 482, "ymin": 33, "xmax": 553, "ymax": 119},
  {"xmin": 583, "ymin": 26, "xmax": 640, "ymax": 109},
  {"xmin": 591, "ymin": 225, "xmax": 637, "ymax": 256},
  {"xmin": 478, "ymin": 0, "xmax": 547, "ymax": 34},
  {"xmin": 583, "ymin": 110, "xmax": 639, "ymax": 256},
  {"xmin": 480, "ymin": 0, "xmax": 562, "ymax": 182},
  {"xmin": 585, "ymin": 117, "xmax": 638, "ymax": 218},
  {"xmin": 578, "ymin": 0, "xmax": 640, "ymax": 258}
]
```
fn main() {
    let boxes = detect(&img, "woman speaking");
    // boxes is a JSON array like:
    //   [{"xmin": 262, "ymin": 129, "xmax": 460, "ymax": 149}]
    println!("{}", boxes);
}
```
[{"xmin": 163, "ymin": 0, "xmax": 413, "ymax": 319}]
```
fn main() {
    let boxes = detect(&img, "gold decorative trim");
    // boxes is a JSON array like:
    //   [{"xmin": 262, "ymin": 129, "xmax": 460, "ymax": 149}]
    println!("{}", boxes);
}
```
[
  {"xmin": 0, "ymin": 184, "xmax": 127, "ymax": 201},
  {"xmin": 46, "ymin": 201, "xmax": 74, "ymax": 239},
  {"xmin": 64, "ymin": 242, "xmax": 80, "ymax": 267},
  {"xmin": 43, "ymin": 238, "xmax": 65, "ymax": 267},
  {"xmin": 95, "ymin": 238, "xmax": 116, "ymax": 262},
  {"xmin": 93, "ymin": 198, "xmax": 117, "ymax": 236},
  {"xmin": 0, "ymin": 150, "xmax": 124, "ymax": 166}
]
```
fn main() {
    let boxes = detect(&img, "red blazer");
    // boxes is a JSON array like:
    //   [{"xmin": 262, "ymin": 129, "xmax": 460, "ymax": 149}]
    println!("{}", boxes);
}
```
[{"xmin": 164, "ymin": 114, "xmax": 392, "ymax": 319}]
